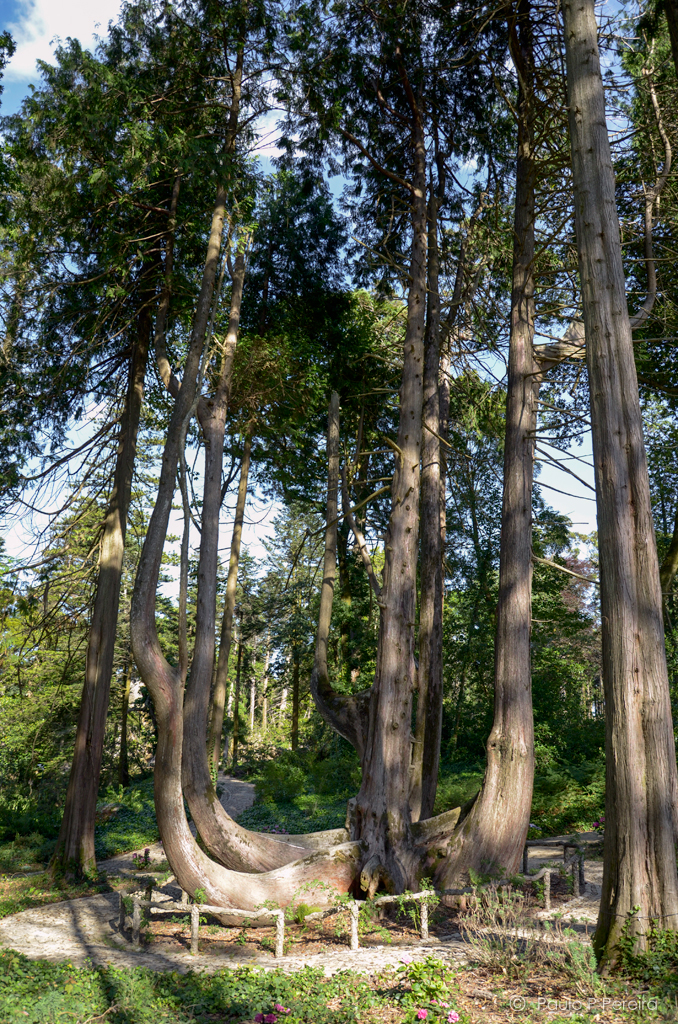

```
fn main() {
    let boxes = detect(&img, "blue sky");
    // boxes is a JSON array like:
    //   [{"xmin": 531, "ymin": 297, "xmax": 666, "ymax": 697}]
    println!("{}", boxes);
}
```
[{"xmin": 0, "ymin": 0, "xmax": 122, "ymax": 114}]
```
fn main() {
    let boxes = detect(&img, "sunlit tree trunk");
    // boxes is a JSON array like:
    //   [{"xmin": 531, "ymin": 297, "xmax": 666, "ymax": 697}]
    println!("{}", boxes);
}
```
[
  {"xmin": 51, "ymin": 312, "xmax": 150, "ymax": 878},
  {"xmin": 435, "ymin": 0, "xmax": 536, "ymax": 885},
  {"xmin": 561, "ymin": 0, "xmax": 678, "ymax": 964},
  {"xmin": 352, "ymin": 89, "xmax": 428, "ymax": 893},
  {"xmin": 411, "ymin": 184, "xmax": 443, "ymax": 823}
]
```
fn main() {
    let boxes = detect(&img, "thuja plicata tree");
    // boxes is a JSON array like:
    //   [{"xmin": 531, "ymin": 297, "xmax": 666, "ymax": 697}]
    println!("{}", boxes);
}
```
[{"xmin": 0, "ymin": 0, "xmax": 677, "ymax": 964}]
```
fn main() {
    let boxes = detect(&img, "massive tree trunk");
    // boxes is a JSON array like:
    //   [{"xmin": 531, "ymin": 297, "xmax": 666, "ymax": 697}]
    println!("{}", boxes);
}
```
[
  {"xmin": 51, "ymin": 312, "xmax": 150, "ymax": 878},
  {"xmin": 433, "ymin": 0, "xmax": 537, "ymax": 886},
  {"xmin": 561, "ymin": 0, "xmax": 678, "ymax": 963},
  {"xmin": 411, "ymin": 184, "xmax": 444, "ymax": 824},
  {"xmin": 351, "ymin": 97, "xmax": 428, "ymax": 894},
  {"xmin": 207, "ymin": 430, "xmax": 252, "ymax": 777}
]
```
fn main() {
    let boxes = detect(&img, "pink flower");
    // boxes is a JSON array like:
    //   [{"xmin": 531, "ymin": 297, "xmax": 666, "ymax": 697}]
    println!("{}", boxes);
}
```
[
  {"xmin": 273, "ymin": 1005, "xmax": 290, "ymax": 1015},
  {"xmin": 400, "ymin": 954, "xmax": 414, "ymax": 964},
  {"xmin": 254, "ymin": 1016, "xmax": 264, "ymax": 1023},
  {"xmin": 447, "ymin": 1013, "xmax": 460, "ymax": 1023},
  {"xmin": 264, "ymin": 1016, "xmax": 278, "ymax": 1023},
  {"xmin": 416, "ymin": 1011, "xmax": 428, "ymax": 1020}
]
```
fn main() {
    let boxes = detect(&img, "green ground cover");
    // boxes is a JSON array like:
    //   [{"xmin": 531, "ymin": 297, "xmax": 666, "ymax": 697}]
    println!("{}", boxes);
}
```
[{"xmin": 0, "ymin": 950, "xmax": 469, "ymax": 1024}]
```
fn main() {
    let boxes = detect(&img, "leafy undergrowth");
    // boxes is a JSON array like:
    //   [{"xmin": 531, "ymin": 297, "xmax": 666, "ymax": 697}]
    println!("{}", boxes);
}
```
[
  {"xmin": 94, "ymin": 776, "xmax": 160, "ymax": 859},
  {"xmin": 0, "ymin": 952, "xmax": 406, "ymax": 1024},
  {"xmin": 432, "ymin": 758, "xmax": 606, "ymax": 840},
  {"xmin": 0, "ymin": 833, "xmax": 54, "ymax": 875},
  {"xmin": 0, "ymin": 947, "xmax": 665, "ymax": 1024},
  {"xmin": 235, "ymin": 746, "xmax": 358, "ymax": 835}
]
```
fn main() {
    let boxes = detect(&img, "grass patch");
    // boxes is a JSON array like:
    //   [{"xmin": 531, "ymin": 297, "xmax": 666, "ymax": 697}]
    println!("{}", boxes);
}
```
[
  {"xmin": 0, "ymin": 872, "xmax": 117, "ymax": 919},
  {"xmin": 0, "ymin": 946, "xmax": 666, "ymax": 1023}
]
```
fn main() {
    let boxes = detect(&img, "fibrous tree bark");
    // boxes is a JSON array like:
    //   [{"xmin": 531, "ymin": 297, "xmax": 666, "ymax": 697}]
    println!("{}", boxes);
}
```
[
  {"xmin": 350, "ymin": 72, "xmax": 428, "ymax": 894},
  {"xmin": 561, "ymin": 0, "xmax": 678, "ymax": 963},
  {"xmin": 411, "ymin": 172, "xmax": 444, "ymax": 824},
  {"xmin": 51, "ymin": 310, "xmax": 150, "ymax": 878},
  {"xmin": 207, "ymin": 430, "xmax": 252, "ymax": 777},
  {"xmin": 432, "ymin": 0, "xmax": 537, "ymax": 885}
]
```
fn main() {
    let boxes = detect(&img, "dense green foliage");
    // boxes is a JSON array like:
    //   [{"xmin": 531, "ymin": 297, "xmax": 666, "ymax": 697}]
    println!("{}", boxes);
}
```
[{"xmin": 0, "ymin": 952, "xmax": 394, "ymax": 1024}]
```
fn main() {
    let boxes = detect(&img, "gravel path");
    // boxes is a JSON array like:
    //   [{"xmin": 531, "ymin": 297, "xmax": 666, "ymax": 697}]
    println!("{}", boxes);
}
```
[{"xmin": 0, "ymin": 890, "xmax": 467, "ymax": 974}]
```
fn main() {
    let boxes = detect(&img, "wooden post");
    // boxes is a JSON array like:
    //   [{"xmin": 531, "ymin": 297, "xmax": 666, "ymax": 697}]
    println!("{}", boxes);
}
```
[
  {"xmin": 181, "ymin": 889, "xmax": 189, "ymax": 904},
  {"xmin": 275, "ymin": 911, "xmax": 284, "ymax": 958},
  {"xmin": 572, "ymin": 860, "xmax": 580, "ymax": 898},
  {"xmin": 119, "ymin": 892, "xmax": 126, "ymax": 934},
  {"xmin": 522, "ymin": 844, "xmax": 528, "ymax": 875},
  {"xmin": 579, "ymin": 853, "xmax": 585, "ymax": 891},
  {"xmin": 191, "ymin": 904, "xmax": 199, "ymax": 955},
  {"xmin": 420, "ymin": 899, "xmax": 429, "ymax": 941},
  {"xmin": 349, "ymin": 901, "xmax": 359, "ymax": 950},
  {"xmin": 544, "ymin": 870, "xmax": 551, "ymax": 912},
  {"xmin": 132, "ymin": 897, "xmax": 140, "ymax": 947}
]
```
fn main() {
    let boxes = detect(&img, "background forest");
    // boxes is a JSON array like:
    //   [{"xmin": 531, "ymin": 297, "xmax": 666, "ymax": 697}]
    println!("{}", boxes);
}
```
[{"xmin": 0, "ymin": 0, "xmax": 675, "ymax": 895}]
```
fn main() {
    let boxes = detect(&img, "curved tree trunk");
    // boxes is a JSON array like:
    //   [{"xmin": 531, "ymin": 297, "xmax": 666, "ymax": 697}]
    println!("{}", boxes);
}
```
[
  {"xmin": 207, "ymin": 430, "xmax": 252, "ymax": 777},
  {"xmin": 561, "ymin": 0, "xmax": 678, "ymax": 964},
  {"xmin": 129, "ymin": 176, "xmax": 359, "ymax": 905},
  {"xmin": 433, "ymin": 0, "xmax": 536, "ymax": 886},
  {"xmin": 180, "ymin": 258, "xmax": 349, "ymax": 873},
  {"xmin": 51, "ymin": 312, "xmax": 150, "ymax": 878}
]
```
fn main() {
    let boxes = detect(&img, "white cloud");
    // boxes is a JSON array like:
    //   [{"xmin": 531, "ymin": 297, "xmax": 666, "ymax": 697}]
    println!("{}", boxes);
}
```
[{"xmin": 5, "ymin": 0, "xmax": 123, "ymax": 80}]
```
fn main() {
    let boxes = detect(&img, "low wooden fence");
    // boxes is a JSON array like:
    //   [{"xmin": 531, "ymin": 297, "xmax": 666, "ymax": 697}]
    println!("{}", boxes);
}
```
[{"xmin": 120, "ymin": 839, "xmax": 594, "ymax": 957}]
